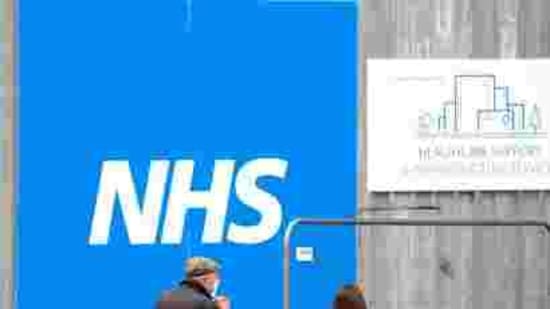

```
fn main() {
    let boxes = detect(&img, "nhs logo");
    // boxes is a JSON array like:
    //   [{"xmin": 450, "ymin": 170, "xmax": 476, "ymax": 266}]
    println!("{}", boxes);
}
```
[{"xmin": 88, "ymin": 158, "xmax": 288, "ymax": 245}]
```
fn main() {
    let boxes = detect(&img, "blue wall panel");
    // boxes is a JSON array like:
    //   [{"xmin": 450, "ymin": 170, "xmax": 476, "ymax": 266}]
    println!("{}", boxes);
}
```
[{"xmin": 17, "ymin": 0, "xmax": 357, "ymax": 307}]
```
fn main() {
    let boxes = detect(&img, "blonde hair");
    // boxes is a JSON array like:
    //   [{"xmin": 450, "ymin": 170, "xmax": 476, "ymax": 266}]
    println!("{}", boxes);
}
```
[{"xmin": 185, "ymin": 256, "xmax": 221, "ymax": 278}]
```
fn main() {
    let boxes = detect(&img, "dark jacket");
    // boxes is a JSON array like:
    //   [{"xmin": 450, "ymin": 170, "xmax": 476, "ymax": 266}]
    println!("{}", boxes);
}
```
[{"xmin": 156, "ymin": 280, "xmax": 220, "ymax": 309}]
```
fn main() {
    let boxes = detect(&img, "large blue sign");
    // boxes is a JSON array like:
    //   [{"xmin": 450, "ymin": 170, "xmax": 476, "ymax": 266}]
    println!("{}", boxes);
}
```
[{"xmin": 18, "ymin": 0, "xmax": 357, "ymax": 307}]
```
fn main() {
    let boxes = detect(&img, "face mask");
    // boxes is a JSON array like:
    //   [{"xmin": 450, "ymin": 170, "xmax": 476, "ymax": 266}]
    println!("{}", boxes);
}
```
[{"xmin": 210, "ymin": 280, "xmax": 220, "ymax": 298}]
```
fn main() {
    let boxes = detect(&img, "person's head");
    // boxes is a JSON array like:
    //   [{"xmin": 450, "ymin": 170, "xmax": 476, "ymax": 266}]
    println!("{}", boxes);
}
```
[
  {"xmin": 333, "ymin": 284, "xmax": 367, "ymax": 309},
  {"xmin": 185, "ymin": 257, "xmax": 221, "ymax": 296}
]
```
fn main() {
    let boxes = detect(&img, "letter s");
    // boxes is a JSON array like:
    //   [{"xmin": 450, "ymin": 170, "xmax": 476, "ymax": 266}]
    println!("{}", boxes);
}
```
[{"xmin": 226, "ymin": 158, "xmax": 288, "ymax": 244}]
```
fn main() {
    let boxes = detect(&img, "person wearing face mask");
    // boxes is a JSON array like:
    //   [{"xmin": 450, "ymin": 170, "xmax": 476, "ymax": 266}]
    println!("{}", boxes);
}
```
[{"xmin": 156, "ymin": 257, "xmax": 230, "ymax": 309}]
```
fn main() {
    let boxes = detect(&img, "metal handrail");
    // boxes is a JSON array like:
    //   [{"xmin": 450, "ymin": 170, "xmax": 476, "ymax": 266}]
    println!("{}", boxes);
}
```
[{"xmin": 283, "ymin": 217, "xmax": 550, "ymax": 309}]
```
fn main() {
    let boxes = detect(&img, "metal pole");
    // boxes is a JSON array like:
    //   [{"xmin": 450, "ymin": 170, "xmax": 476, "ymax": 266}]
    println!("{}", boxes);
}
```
[
  {"xmin": 283, "ymin": 217, "xmax": 550, "ymax": 309},
  {"xmin": 283, "ymin": 219, "xmax": 303, "ymax": 309},
  {"xmin": 356, "ymin": 0, "xmax": 368, "ymax": 293},
  {"xmin": 2, "ymin": 0, "xmax": 16, "ymax": 307}
]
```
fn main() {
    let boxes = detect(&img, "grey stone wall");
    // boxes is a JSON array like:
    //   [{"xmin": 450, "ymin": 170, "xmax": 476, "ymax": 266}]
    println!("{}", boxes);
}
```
[
  {"xmin": 361, "ymin": 0, "xmax": 550, "ymax": 59},
  {"xmin": 359, "ymin": 1, "xmax": 550, "ymax": 308}
]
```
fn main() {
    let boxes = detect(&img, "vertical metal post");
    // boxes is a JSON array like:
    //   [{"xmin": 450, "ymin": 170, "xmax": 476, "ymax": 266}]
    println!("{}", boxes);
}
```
[
  {"xmin": 357, "ymin": 0, "xmax": 368, "ymax": 294},
  {"xmin": 2, "ymin": 0, "xmax": 16, "ymax": 306},
  {"xmin": 543, "ymin": 192, "xmax": 550, "ymax": 309},
  {"xmin": 538, "ymin": 191, "xmax": 547, "ymax": 309}
]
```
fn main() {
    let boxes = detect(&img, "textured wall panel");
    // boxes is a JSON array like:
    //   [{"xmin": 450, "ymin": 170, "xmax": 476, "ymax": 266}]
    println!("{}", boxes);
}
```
[{"xmin": 360, "ymin": 1, "xmax": 550, "ymax": 308}]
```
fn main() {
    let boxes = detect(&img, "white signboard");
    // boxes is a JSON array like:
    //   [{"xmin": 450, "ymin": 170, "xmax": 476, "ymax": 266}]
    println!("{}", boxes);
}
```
[{"xmin": 367, "ymin": 59, "xmax": 550, "ymax": 191}]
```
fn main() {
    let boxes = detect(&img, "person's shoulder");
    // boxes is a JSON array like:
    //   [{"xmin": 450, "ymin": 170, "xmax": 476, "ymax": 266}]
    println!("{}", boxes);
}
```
[
  {"xmin": 155, "ymin": 290, "xmax": 196, "ymax": 309},
  {"xmin": 156, "ymin": 286, "xmax": 187, "ymax": 305},
  {"xmin": 195, "ymin": 299, "xmax": 221, "ymax": 309},
  {"xmin": 156, "ymin": 296, "xmax": 217, "ymax": 309},
  {"xmin": 156, "ymin": 285, "xmax": 215, "ymax": 308}
]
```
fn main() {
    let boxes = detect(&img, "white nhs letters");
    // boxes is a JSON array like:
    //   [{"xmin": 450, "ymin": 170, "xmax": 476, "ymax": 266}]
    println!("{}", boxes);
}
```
[{"xmin": 88, "ymin": 159, "xmax": 288, "ymax": 245}]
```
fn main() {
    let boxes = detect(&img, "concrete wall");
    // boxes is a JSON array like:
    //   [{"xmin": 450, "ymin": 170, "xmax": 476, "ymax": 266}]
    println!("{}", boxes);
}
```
[{"xmin": 359, "ymin": 0, "xmax": 550, "ymax": 308}]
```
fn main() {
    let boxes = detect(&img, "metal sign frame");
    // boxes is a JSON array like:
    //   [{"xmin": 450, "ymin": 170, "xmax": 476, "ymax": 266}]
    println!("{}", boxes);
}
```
[{"xmin": 283, "ymin": 217, "xmax": 550, "ymax": 309}]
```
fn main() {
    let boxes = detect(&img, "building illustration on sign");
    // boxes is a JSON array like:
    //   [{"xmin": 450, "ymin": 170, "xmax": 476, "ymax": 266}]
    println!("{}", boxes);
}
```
[{"xmin": 418, "ymin": 74, "xmax": 544, "ymax": 138}]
